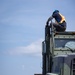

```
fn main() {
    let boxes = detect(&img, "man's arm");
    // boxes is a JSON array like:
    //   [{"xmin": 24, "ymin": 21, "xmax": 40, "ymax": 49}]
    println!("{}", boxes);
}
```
[{"xmin": 46, "ymin": 16, "xmax": 53, "ymax": 25}]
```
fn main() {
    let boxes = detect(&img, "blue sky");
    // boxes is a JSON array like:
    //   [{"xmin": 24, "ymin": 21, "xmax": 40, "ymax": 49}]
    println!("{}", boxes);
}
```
[{"xmin": 0, "ymin": 0, "xmax": 75, "ymax": 75}]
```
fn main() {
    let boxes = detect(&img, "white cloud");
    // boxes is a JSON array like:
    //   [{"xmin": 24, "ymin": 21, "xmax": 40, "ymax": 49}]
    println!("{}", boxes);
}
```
[{"xmin": 8, "ymin": 39, "xmax": 43, "ymax": 56}]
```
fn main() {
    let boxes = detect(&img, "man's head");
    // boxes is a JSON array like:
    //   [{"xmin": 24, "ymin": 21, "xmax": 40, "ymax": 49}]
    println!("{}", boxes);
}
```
[{"xmin": 53, "ymin": 10, "xmax": 59, "ymax": 14}]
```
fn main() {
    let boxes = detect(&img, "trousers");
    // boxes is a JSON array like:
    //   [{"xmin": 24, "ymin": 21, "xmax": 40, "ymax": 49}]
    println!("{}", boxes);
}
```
[{"xmin": 52, "ymin": 21, "xmax": 66, "ymax": 32}]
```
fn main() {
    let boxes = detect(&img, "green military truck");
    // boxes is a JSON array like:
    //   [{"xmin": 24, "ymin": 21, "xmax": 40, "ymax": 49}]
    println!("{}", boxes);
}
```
[{"xmin": 42, "ymin": 21, "xmax": 75, "ymax": 75}]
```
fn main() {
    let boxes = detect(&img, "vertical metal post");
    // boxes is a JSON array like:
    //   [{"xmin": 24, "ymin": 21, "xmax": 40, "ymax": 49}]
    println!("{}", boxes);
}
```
[
  {"xmin": 51, "ymin": 20, "xmax": 54, "ymax": 57},
  {"xmin": 43, "ymin": 24, "xmax": 50, "ymax": 75},
  {"xmin": 42, "ymin": 20, "xmax": 55, "ymax": 75},
  {"xmin": 42, "ymin": 41, "xmax": 46, "ymax": 75}
]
